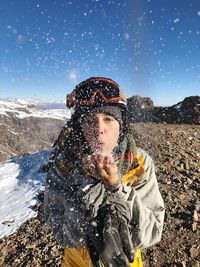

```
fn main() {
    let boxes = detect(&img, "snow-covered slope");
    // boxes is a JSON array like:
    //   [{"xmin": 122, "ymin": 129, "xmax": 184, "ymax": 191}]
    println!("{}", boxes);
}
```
[
  {"xmin": 0, "ymin": 98, "xmax": 72, "ymax": 238},
  {"xmin": 0, "ymin": 98, "xmax": 66, "ymax": 109},
  {"xmin": 0, "ymin": 150, "xmax": 51, "ymax": 238},
  {"xmin": 0, "ymin": 100, "xmax": 71, "ymax": 120}
]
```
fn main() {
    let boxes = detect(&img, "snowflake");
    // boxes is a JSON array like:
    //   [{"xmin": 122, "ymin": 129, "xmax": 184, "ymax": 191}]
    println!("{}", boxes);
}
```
[
  {"xmin": 173, "ymin": 18, "xmax": 180, "ymax": 23},
  {"xmin": 124, "ymin": 32, "xmax": 130, "ymax": 40}
]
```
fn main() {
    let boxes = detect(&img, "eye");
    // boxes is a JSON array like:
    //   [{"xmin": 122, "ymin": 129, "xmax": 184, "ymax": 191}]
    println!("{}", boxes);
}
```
[{"xmin": 104, "ymin": 116, "xmax": 113, "ymax": 122}]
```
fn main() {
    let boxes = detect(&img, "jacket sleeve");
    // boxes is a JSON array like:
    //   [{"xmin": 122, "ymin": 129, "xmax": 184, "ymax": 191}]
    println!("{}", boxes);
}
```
[
  {"xmin": 44, "ymin": 163, "xmax": 106, "ymax": 248},
  {"xmin": 117, "ymin": 148, "xmax": 165, "ymax": 248}
]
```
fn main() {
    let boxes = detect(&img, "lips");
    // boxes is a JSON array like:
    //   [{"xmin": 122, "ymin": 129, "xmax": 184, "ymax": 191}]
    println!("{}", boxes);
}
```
[
  {"xmin": 93, "ymin": 142, "xmax": 105, "ymax": 151},
  {"xmin": 90, "ymin": 140, "xmax": 105, "ymax": 151}
]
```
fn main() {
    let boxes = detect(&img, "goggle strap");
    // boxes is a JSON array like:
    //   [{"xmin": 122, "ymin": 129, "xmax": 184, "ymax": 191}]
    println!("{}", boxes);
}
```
[{"xmin": 66, "ymin": 89, "xmax": 126, "ymax": 108}]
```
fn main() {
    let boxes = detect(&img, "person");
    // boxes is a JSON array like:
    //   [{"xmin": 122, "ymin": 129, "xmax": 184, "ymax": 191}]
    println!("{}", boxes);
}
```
[{"xmin": 44, "ymin": 77, "xmax": 165, "ymax": 267}]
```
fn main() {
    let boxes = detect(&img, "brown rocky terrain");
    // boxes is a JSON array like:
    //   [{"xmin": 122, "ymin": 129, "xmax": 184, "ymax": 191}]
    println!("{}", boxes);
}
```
[{"xmin": 0, "ymin": 122, "xmax": 199, "ymax": 267}]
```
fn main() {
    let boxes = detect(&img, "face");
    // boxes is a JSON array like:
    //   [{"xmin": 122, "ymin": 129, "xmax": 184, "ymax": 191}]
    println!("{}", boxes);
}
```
[{"xmin": 81, "ymin": 112, "xmax": 120, "ymax": 154}]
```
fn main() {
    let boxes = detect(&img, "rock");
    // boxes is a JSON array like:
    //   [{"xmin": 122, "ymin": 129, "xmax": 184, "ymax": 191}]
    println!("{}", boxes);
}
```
[
  {"xmin": 189, "ymin": 245, "xmax": 199, "ymax": 258},
  {"xmin": 187, "ymin": 178, "xmax": 193, "ymax": 184},
  {"xmin": 192, "ymin": 222, "xmax": 197, "ymax": 231},
  {"xmin": 181, "ymin": 261, "xmax": 187, "ymax": 267},
  {"xmin": 2, "ymin": 219, "xmax": 15, "ymax": 225},
  {"xmin": 193, "ymin": 210, "xmax": 198, "ymax": 221}
]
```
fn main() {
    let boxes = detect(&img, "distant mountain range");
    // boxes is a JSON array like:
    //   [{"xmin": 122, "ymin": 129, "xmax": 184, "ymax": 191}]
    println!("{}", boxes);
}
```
[
  {"xmin": 0, "ymin": 98, "xmax": 66, "ymax": 110},
  {"xmin": 2, "ymin": 95, "xmax": 200, "ymax": 124},
  {"xmin": 127, "ymin": 95, "xmax": 200, "ymax": 124},
  {"xmin": 0, "ymin": 100, "xmax": 70, "ymax": 163}
]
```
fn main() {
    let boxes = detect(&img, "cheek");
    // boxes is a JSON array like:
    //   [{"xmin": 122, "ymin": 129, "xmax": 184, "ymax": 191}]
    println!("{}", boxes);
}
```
[{"xmin": 108, "ymin": 125, "xmax": 120, "ymax": 141}]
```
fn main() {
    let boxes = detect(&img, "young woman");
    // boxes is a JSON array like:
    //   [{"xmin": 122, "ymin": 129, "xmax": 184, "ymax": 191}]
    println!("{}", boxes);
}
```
[{"xmin": 44, "ymin": 77, "xmax": 165, "ymax": 267}]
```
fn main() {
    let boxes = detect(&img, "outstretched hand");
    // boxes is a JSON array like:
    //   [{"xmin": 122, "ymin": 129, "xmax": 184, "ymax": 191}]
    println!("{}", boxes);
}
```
[{"xmin": 82, "ymin": 153, "xmax": 119, "ymax": 187}]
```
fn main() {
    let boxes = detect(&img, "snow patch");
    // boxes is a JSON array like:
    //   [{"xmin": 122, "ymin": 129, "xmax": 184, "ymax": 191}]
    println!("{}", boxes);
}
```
[{"xmin": 0, "ymin": 150, "xmax": 51, "ymax": 238}]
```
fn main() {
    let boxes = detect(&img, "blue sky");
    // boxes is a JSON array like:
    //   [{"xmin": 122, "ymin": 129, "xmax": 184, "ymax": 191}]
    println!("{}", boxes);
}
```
[{"xmin": 0, "ymin": 0, "xmax": 200, "ymax": 106}]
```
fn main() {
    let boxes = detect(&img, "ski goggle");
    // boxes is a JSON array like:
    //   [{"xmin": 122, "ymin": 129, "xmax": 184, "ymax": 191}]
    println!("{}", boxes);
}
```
[{"xmin": 66, "ymin": 78, "xmax": 127, "ymax": 108}]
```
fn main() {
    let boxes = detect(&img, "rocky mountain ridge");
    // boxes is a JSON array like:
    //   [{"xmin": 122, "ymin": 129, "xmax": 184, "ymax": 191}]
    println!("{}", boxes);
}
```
[
  {"xmin": 128, "ymin": 95, "xmax": 200, "ymax": 124},
  {"xmin": 0, "ymin": 100, "xmax": 70, "ymax": 163}
]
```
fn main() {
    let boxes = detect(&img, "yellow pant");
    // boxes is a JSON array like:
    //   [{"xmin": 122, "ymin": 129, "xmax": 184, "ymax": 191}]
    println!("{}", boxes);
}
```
[{"xmin": 61, "ymin": 247, "xmax": 143, "ymax": 267}]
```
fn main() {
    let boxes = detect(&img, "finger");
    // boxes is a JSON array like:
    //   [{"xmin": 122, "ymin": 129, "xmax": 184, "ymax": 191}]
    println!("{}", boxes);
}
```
[
  {"xmin": 109, "ymin": 157, "xmax": 115, "ymax": 164},
  {"xmin": 104, "ymin": 160, "xmax": 111, "ymax": 169},
  {"xmin": 104, "ymin": 160, "xmax": 114, "ymax": 174},
  {"xmin": 96, "ymin": 156, "xmax": 105, "ymax": 171},
  {"xmin": 107, "ymin": 158, "xmax": 114, "ymax": 166},
  {"xmin": 96, "ymin": 163, "xmax": 108, "ymax": 179},
  {"xmin": 103, "ymin": 156, "xmax": 109, "ymax": 165},
  {"xmin": 99, "ymin": 155, "xmax": 104, "ymax": 165},
  {"xmin": 97, "ymin": 153, "xmax": 104, "ymax": 162}
]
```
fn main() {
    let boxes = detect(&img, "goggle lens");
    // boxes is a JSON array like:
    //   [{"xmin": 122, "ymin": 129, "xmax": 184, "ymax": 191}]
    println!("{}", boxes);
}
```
[{"xmin": 66, "ymin": 79, "xmax": 126, "ymax": 108}]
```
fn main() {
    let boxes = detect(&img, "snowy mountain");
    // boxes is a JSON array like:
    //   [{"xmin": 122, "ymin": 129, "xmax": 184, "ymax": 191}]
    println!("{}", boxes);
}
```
[
  {"xmin": 0, "ymin": 98, "xmax": 66, "ymax": 109},
  {"xmin": 0, "ymin": 98, "xmax": 66, "ymax": 110},
  {"xmin": 0, "ymin": 99, "xmax": 70, "ymax": 120},
  {"xmin": 0, "ymin": 99, "xmax": 71, "ymax": 163},
  {"xmin": 0, "ymin": 150, "xmax": 51, "ymax": 238}
]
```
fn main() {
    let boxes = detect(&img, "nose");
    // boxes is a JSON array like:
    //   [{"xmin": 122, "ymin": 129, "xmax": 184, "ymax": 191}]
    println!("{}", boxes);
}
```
[{"xmin": 95, "ymin": 118, "xmax": 105, "ymax": 135}]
